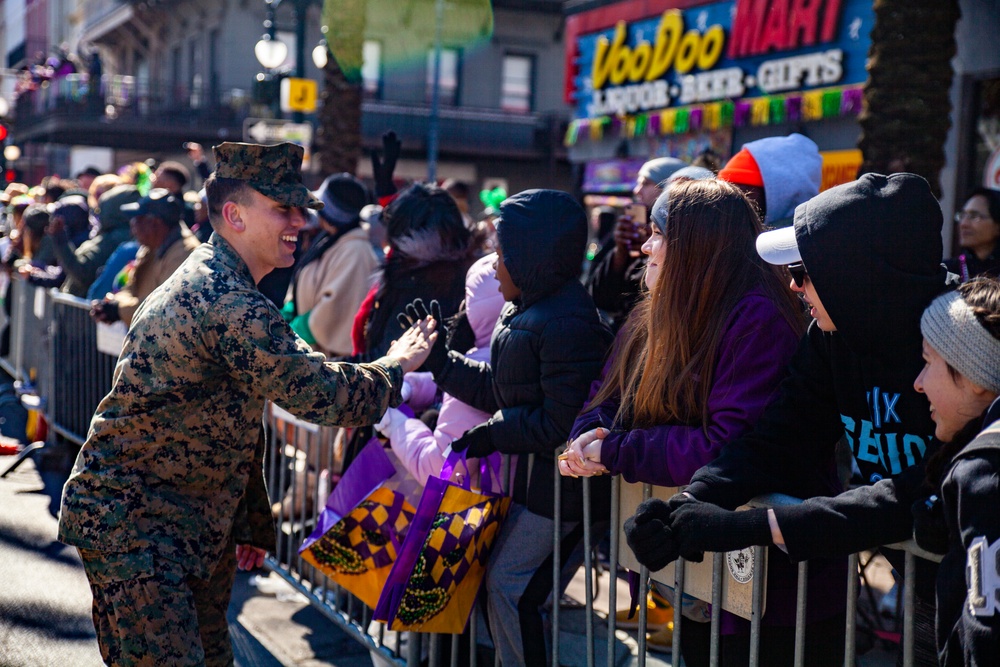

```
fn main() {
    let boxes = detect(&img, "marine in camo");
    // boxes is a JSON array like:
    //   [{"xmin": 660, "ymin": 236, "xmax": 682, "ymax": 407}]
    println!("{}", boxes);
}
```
[{"xmin": 58, "ymin": 142, "xmax": 407, "ymax": 665}]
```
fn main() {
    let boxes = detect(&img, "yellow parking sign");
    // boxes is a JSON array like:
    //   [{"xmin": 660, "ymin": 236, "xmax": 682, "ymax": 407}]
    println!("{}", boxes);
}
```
[{"xmin": 281, "ymin": 77, "xmax": 318, "ymax": 113}]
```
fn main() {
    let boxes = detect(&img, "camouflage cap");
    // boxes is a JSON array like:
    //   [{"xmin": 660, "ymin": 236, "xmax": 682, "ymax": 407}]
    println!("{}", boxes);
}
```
[{"xmin": 212, "ymin": 142, "xmax": 323, "ymax": 210}]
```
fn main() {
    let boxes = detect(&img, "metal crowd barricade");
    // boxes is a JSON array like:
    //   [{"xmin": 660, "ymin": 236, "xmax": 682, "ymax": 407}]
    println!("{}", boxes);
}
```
[
  {"xmin": 47, "ymin": 291, "xmax": 122, "ymax": 444},
  {"xmin": 0, "ymin": 278, "xmax": 121, "ymax": 448},
  {"xmin": 0, "ymin": 277, "xmax": 54, "ymax": 393},
  {"xmin": 263, "ymin": 403, "xmax": 426, "ymax": 667},
  {"xmin": 260, "ymin": 405, "xmax": 945, "ymax": 667},
  {"xmin": 548, "ymin": 460, "xmax": 945, "ymax": 667}
]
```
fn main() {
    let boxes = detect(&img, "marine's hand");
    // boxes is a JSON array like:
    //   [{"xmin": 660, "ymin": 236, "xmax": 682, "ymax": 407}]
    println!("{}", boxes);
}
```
[
  {"xmin": 559, "ymin": 427, "xmax": 609, "ymax": 477},
  {"xmin": 236, "ymin": 544, "xmax": 266, "ymax": 570},
  {"xmin": 387, "ymin": 316, "xmax": 438, "ymax": 374}
]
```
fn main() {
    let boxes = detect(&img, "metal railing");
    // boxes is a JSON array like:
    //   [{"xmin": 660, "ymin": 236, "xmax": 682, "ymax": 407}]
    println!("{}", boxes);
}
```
[
  {"xmin": 0, "ymin": 278, "xmax": 118, "ymax": 446},
  {"xmin": 13, "ymin": 73, "xmax": 254, "ymax": 129},
  {"xmin": 259, "ymin": 403, "xmax": 939, "ymax": 667},
  {"xmin": 0, "ymin": 274, "xmax": 939, "ymax": 666}
]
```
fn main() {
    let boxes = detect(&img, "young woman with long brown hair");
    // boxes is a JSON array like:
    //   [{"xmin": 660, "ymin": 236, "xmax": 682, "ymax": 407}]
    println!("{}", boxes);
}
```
[{"xmin": 560, "ymin": 178, "xmax": 846, "ymax": 665}]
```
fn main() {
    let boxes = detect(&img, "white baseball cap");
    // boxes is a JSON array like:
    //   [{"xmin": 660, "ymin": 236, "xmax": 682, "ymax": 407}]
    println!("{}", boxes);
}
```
[{"xmin": 755, "ymin": 225, "xmax": 801, "ymax": 266}]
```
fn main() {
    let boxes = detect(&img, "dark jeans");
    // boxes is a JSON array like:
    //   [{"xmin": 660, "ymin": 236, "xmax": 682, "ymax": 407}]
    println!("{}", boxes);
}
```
[{"xmin": 680, "ymin": 611, "xmax": 846, "ymax": 667}]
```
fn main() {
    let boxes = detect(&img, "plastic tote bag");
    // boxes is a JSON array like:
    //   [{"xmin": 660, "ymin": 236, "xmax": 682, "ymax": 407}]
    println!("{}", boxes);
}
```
[
  {"xmin": 374, "ymin": 452, "xmax": 511, "ymax": 633},
  {"xmin": 299, "ymin": 437, "xmax": 422, "ymax": 610}
]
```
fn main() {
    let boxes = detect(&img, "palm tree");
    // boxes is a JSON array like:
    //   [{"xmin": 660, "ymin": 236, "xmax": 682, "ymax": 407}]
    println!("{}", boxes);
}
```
[
  {"xmin": 858, "ymin": 0, "xmax": 961, "ymax": 196},
  {"xmin": 314, "ymin": 0, "xmax": 365, "ymax": 176}
]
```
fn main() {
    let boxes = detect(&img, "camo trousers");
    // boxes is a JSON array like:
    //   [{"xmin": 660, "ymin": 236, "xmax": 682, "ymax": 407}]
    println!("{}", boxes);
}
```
[{"xmin": 79, "ymin": 543, "xmax": 236, "ymax": 667}]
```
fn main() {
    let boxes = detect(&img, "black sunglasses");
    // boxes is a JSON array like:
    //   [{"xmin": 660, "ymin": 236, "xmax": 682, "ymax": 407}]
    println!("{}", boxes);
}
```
[{"xmin": 787, "ymin": 262, "xmax": 808, "ymax": 288}]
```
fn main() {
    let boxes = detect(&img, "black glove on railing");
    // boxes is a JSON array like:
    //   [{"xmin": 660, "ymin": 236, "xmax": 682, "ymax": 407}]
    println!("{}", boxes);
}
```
[
  {"xmin": 667, "ymin": 496, "xmax": 772, "ymax": 562},
  {"xmin": 624, "ymin": 498, "xmax": 682, "ymax": 572}
]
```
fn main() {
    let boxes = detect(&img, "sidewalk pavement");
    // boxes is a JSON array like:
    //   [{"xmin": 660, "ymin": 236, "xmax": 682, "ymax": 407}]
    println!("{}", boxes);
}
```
[{"xmin": 0, "ymin": 447, "xmax": 372, "ymax": 667}]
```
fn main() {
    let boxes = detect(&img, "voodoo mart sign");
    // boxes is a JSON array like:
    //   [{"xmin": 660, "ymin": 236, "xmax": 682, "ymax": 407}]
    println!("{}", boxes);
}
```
[{"xmin": 568, "ymin": 0, "xmax": 873, "ymax": 119}]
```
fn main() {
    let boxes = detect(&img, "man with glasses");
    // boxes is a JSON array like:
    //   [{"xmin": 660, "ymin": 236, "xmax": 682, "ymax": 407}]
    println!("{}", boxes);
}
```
[{"xmin": 626, "ymin": 173, "xmax": 953, "ymax": 665}]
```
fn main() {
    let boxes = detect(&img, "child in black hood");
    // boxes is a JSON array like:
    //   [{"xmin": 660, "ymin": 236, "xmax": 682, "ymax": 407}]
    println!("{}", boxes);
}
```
[
  {"xmin": 419, "ymin": 189, "xmax": 613, "ymax": 665},
  {"xmin": 626, "ymin": 173, "xmax": 952, "ymax": 665}
]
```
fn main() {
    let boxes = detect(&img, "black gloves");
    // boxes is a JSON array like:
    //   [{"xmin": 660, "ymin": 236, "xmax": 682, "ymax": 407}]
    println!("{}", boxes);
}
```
[
  {"xmin": 397, "ymin": 298, "xmax": 449, "ymax": 375},
  {"xmin": 912, "ymin": 494, "xmax": 949, "ymax": 555},
  {"xmin": 625, "ymin": 495, "xmax": 774, "ymax": 571},
  {"xmin": 450, "ymin": 422, "xmax": 495, "ymax": 458},
  {"xmin": 667, "ymin": 496, "xmax": 772, "ymax": 561},
  {"xmin": 624, "ymin": 498, "xmax": 683, "ymax": 571},
  {"xmin": 447, "ymin": 303, "xmax": 476, "ymax": 354},
  {"xmin": 371, "ymin": 131, "xmax": 401, "ymax": 199}
]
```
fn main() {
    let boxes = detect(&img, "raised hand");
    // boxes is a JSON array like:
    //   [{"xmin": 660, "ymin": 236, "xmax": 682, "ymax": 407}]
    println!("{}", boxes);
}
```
[
  {"xmin": 386, "ymin": 315, "xmax": 438, "ymax": 374},
  {"xmin": 371, "ymin": 131, "xmax": 401, "ymax": 198},
  {"xmin": 396, "ymin": 299, "xmax": 448, "ymax": 375}
]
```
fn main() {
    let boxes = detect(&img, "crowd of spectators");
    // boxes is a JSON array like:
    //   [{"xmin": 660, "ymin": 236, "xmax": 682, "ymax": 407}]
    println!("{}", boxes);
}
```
[{"xmin": 2, "ymin": 131, "xmax": 999, "ymax": 666}]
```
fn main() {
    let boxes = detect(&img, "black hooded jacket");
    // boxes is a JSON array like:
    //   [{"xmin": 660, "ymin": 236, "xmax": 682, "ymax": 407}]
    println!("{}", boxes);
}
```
[
  {"xmin": 435, "ymin": 189, "xmax": 613, "ymax": 521},
  {"xmin": 686, "ymin": 174, "xmax": 952, "ymax": 597}
]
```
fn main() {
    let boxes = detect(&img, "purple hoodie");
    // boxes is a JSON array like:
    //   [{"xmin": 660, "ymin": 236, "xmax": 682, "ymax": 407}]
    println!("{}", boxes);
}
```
[
  {"xmin": 384, "ymin": 254, "xmax": 506, "ymax": 485},
  {"xmin": 570, "ymin": 286, "xmax": 799, "ymax": 486}
]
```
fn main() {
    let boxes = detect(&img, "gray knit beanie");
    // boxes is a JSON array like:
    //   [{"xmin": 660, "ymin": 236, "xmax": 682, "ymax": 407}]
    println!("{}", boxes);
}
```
[{"xmin": 921, "ymin": 290, "xmax": 1000, "ymax": 393}]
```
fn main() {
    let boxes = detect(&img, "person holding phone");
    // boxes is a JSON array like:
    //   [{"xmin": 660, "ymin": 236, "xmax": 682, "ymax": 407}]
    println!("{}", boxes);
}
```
[{"xmin": 587, "ymin": 158, "xmax": 711, "ymax": 329}]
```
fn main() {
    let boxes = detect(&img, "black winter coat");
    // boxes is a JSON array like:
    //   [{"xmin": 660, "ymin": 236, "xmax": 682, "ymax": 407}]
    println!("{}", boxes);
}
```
[{"xmin": 435, "ymin": 189, "xmax": 613, "ymax": 521}]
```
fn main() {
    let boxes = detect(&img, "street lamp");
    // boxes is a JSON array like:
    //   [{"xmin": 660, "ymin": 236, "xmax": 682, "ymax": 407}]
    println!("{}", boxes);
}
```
[
  {"xmin": 255, "ymin": 35, "xmax": 288, "ymax": 71},
  {"xmin": 253, "ymin": 0, "xmax": 318, "ymax": 122},
  {"xmin": 312, "ymin": 39, "xmax": 328, "ymax": 70}
]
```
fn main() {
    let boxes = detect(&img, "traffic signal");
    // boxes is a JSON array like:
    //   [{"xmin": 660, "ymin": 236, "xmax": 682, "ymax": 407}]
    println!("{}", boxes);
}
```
[{"xmin": 0, "ymin": 124, "xmax": 8, "ymax": 142}]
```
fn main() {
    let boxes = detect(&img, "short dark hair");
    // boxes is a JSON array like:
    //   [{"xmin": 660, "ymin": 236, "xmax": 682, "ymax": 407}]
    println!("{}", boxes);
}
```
[
  {"xmin": 204, "ymin": 174, "xmax": 253, "ymax": 229},
  {"xmin": 22, "ymin": 205, "xmax": 51, "ymax": 236},
  {"xmin": 964, "ymin": 187, "xmax": 1000, "ymax": 225},
  {"xmin": 156, "ymin": 161, "xmax": 191, "ymax": 189},
  {"xmin": 441, "ymin": 179, "xmax": 470, "ymax": 200}
]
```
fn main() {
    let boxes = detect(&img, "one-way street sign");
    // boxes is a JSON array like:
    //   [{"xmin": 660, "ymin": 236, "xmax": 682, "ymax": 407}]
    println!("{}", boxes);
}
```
[{"xmin": 242, "ymin": 118, "xmax": 313, "ymax": 168}]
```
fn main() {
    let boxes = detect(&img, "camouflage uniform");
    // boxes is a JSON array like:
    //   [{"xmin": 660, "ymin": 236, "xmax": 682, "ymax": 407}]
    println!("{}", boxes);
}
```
[{"xmin": 59, "ymin": 142, "xmax": 403, "ymax": 665}]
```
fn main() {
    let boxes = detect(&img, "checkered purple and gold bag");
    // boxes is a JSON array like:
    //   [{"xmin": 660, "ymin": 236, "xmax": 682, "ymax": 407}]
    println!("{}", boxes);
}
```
[
  {"xmin": 300, "ymin": 438, "xmax": 422, "ymax": 610},
  {"xmin": 374, "ymin": 459, "xmax": 511, "ymax": 634}
]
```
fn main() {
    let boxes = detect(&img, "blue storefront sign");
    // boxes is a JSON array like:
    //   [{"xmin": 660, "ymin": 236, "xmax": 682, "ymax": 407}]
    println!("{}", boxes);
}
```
[{"xmin": 571, "ymin": 0, "xmax": 873, "ymax": 120}]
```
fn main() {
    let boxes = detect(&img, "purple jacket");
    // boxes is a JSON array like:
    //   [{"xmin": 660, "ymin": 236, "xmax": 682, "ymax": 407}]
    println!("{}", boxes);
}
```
[{"xmin": 570, "ymin": 287, "xmax": 799, "ymax": 486}]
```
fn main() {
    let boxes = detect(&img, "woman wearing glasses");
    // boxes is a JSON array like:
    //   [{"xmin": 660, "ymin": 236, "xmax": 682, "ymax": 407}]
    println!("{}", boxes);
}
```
[{"xmin": 945, "ymin": 188, "xmax": 1000, "ymax": 282}]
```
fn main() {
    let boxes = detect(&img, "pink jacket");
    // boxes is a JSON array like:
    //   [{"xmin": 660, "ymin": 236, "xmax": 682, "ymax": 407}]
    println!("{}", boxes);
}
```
[{"xmin": 382, "ymin": 254, "xmax": 505, "ymax": 485}]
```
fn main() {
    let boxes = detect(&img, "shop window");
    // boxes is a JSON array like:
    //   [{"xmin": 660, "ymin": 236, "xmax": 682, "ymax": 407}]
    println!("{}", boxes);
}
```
[
  {"xmin": 501, "ymin": 54, "xmax": 533, "ymax": 113},
  {"xmin": 362, "ymin": 40, "xmax": 382, "ymax": 99},
  {"xmin": 426, "ymin": 48, "xmax": 459, "ymax": 106}
]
